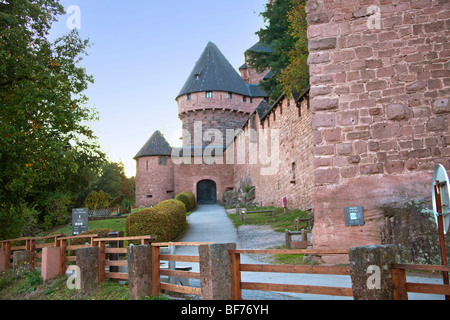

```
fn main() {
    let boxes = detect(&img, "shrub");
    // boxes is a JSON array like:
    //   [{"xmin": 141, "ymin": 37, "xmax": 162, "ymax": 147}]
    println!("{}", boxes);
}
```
[
  {"xmin": 125, "ymin": 199, "xmax": 187, "ymax": 243},
  {"xmin": 175, "ymin": 192, "xmax": 196, "ymax": 212}
]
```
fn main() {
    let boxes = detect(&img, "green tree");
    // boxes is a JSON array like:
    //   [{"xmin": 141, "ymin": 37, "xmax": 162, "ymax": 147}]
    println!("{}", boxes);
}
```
[
  {"xmin": 0, "ymin": 0, "xmax": 102, "ymax": 238},
  {"xmin": 246, "ymin": 0, "xmax": 308, "ymax": 102},
  {"xmin": 246, "ymin": 0, "xmax": 295, "ymax": 102},
  {"xmin": 280, "ymin": 0, "xmax": 309, "ymax": 96}
]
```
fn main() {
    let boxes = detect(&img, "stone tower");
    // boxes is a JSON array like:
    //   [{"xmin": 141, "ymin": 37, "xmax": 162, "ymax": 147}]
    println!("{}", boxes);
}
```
[
  {"xmin": 134, "ymin": 130, "xmax": 174, "ymax": 207},
  {"xmin": 175, "ymin": 42, "xmax": 267, "ymax": 149}
]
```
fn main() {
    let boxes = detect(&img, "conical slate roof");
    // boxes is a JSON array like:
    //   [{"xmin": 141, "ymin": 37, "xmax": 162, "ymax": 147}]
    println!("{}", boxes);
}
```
[
  {"xmin": 134, "ymin": 131, "xmax": 172, "ymax": 159},
  {"xmin": 176, "ymin": 42, "xmax": 253, "ymax": 99}
]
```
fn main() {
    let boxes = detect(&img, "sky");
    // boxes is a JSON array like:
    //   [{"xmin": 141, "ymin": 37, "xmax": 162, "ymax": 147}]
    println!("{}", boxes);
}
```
[{"xmin": 49, "ymin": 0, "xmax": 268, "ymax": 177}]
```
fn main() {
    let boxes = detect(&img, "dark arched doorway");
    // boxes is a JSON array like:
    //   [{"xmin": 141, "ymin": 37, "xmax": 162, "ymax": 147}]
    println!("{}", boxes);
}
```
[{"xmin": 197, "ymin": 180, "xmax": 217, "ymax": 204}]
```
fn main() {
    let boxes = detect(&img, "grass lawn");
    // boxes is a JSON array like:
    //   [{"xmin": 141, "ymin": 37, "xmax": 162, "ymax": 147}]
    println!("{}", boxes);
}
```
[{"xmin": 51, "ymin": 217, "xmax": 128, "ymax": 236}]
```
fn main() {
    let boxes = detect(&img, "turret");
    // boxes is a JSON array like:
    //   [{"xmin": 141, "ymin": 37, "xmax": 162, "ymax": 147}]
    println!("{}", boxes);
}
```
[{"xmin": 134, "ymin": 131, "xmax": 174, "ymax": 207}]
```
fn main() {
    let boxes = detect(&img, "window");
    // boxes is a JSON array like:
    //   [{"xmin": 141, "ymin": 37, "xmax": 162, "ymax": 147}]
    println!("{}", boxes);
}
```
[
  {"xmin": 146, "ymin": 161, "xmax": 149, "ymax": 171},
  {"xmin": 206, "ymin": 91, "xmax": 212, "ymax": 98},
  {"xmin": 249, "ymin": 97, "xmax": 253, "ymax": 103},
  {"xmin": 146, "ymin": 195, "xmax": 153, "ymax": 198},
  {"xmin": 158, "ymin": 156, "xmax": 167, "ymax": 165},
  {"xmin": 187, "ymin": 94, "xmax": 192, "ymax": 100},
  {"xmin": 227, "ymin": 92, "xmax": 232, "ymax": 99},
  {"xmin": 291, "ymin": 162, "xmax": 296, "ymax": 184},
  {"xmin": 194, "ymin": 74, "xmax": 200, "ymax": 80},
  {"xmin": 243, "ymin": 96, "xmax": 247, "ymax": 103}
]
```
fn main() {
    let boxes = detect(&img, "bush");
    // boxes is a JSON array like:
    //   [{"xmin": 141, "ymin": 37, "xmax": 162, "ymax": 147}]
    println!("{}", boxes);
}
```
[
  {"xmin": 125, "ymin": 199, "xmax": 187, "ymax": 243},
  {"xmin": 175, "ymin": 192, "xmax": 196, "ymax": 212}
]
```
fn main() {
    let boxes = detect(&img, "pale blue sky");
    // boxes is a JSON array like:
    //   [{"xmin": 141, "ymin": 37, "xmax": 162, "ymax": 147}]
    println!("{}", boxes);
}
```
[{"xmin": 49, "ymin": 0, "xmax": 268, "ymax": 177}]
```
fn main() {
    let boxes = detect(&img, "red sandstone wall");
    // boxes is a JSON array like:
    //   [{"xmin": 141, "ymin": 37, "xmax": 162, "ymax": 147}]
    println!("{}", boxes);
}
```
[
  {"xmin": 174, "ymin": 162, "xmax": 235, "ymax": 202},
  {"xmin": 306, "ymin": 0, "xmax": 450, "ymax": 257},
  {"xmin": 135, "ymin": 156, "xmax": 175, "ymax": 208},
  {"xmin": 232, "ymin": 96, "xmax": 314, "ymax": 211}
]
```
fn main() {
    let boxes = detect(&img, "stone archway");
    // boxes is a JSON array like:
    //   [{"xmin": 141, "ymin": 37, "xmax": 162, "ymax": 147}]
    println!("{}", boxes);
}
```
[{"xmin": 196, "ymin": 179, "xmax": 217, "ymax": 204}]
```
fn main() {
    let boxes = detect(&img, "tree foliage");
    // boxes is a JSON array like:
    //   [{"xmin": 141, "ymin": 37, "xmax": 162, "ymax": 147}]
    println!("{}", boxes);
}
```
[
  {"xmin": 246, "ymin": 0, "xmax": 308, "ymax": 102},
  {"xmin": 0, "ymin": 0, "xmax": 104, "ymax": 238}
]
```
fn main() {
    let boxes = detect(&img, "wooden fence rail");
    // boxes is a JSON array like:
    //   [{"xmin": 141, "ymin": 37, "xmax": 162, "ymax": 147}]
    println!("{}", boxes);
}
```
[
  {"xmin": 151, "ymin": 242, "xmax": 213, "ymax": 297},
  {"xmin": 58, "ymin": 234, "xmax": 98, "ymax": 276},
  {"xmin": 93, "ymin": 235, "xmax": 156, "ymax": 283},
  {"xmin": 1, "ymin": 234, "xmax": 64, "ymax": 271},
  {"xmin": 229, "ymin": 249, "xmax": 350, "ymax": 300},
  {"xmin": 392, "ymin": 263, "xmax": 450, "ymax": 300}
]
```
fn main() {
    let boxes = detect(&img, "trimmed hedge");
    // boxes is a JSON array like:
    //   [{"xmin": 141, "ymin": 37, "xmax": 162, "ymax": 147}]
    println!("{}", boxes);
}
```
[
  {"xmin": 175, "ymin": 192, "xmax": 196, "ymax": 212},
  {"xmin": 125, "ymin": 199, "xmax": 187, "ymax": 242}
]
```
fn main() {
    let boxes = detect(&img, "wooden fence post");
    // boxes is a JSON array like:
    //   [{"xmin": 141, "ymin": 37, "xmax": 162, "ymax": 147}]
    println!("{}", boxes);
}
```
[
  {"xmin": 151, "ymin": 246, "xmax": 161, "ymax": 297},
  {"xmin": 230, "ymin": 252, "xmax": 242, "ymax": 300},
  {"xmin": 98, "ymin": 240, "xmax": 106, "ymax": 284},
  {"xmin": 59, "ymin": 239, "xmax": 67, "ymax": 276},
  {"xmin": 391, "ymin": 267, "xmax": 408, "ymax": 300}
]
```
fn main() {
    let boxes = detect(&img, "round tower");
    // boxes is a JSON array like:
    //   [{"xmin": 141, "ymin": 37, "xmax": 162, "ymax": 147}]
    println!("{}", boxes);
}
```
[
  {"xmin": 134, "ymin": 131, "xmax": 174, "ymax": 207},
  {"xmin": 175, "ymin": 42, "xmax": 266, "ymax": 148}
]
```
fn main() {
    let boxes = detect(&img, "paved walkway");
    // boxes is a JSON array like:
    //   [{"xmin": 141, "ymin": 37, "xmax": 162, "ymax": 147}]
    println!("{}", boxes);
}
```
[{"xmin": 174, "ymin": 204, "xmax": 444, "ymax": 300}]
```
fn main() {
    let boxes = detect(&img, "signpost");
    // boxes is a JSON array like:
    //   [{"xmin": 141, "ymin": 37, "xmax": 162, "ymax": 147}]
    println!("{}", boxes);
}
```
[
  {"xmin": 72, "ymin": 208, "xmax": 89, "ymax": 236},
  {"xmin": 432, "ymin": 164, "xmax": 450, "ymax": 300}
]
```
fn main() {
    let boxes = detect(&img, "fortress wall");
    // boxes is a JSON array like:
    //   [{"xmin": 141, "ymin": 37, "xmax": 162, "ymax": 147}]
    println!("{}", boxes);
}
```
[
  {"xmin": 306, "ymin": 0, "xmax": 450, "ymax": 257},
  {"xmin": 232, "ymin": 94, "xmax": 314, "ymax": 211}
]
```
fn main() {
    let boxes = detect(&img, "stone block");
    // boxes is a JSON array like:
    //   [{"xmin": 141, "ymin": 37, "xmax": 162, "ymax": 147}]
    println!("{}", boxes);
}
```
[
  {"xmin": 386, "ymin": 104, "xmax": 411, "ymax": 121},
  {"xmin": 128, "ymin": 245, "xmax": 153, "ymax": 300},
  {"xmin": 432, "ymin": 99, "xmax": 450, "ymax": 114},
  {"xmin": 13, "ymin": 251, "xmax": 31, "ymax": 278},
  {"xmin": 426, "ymin": 117, "xmax": 446, "ymax": 132},
  {"xmin": 314, "ymin": 168, "xmax": 339, "ymax": 185},
  {"xmin": 349, "ymin": 245, "xmax": 398, "ymax": 300},
  {"xmin": 76, "ymin": 247, "xmax": 98, "ymax": 292},
  {"xmin": 311, "ymin": 98, "xmax": 339, "ymax": 111},
  {"xmin": 309, "ymin": 37, "xmax": 337, "ymax": 51},
  {"xmin": 199, "ymin": 243, "xmax": 236, "ymax": 300},
  {"xmin": 41, "ymin": 247, "xmax": 61, "ymax": 282}
]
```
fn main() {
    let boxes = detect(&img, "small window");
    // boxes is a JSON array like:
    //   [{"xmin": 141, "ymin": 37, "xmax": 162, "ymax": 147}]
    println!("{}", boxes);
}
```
[
  {"xmin": 243, "ymin": 96, "xmax": 247, "ymax": 103},
  {"xmin": 158, "ymin": 156, "xmax": 167, "ymax": 165},
  {"xmin": 249, "ymin": 97, "xmax": 253, "ymax": 103},
  {"xmin": 194, "ymin": 74, "xmax": 200, "ymax": 80},
  {"xmin": 146, "ymin": 161, "xmax": 149, "ymax": 171},
  {"xmin": 227, "ymin": 92, "xmax": 232, "ymax": 99},
  {"xmin": 291, "ymin": 162, "xmax": 296, "ymax": 183},
  {"xmin": 187, "ymin": 94, "xmax": 192, "ymax": 100},
  {"xmin": 147, "ymin": 195, "xmax": 153, "ymax": 198},
  {"xmin": 206, "ymin": 91, "xmax": 212, "ymax": 98}
]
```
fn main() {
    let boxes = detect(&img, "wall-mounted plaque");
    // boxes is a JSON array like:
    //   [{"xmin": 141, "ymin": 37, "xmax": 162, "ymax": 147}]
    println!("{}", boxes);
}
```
[{"xmin": 345, "ymin": 206, "xmax": 364, "ymax": 226}]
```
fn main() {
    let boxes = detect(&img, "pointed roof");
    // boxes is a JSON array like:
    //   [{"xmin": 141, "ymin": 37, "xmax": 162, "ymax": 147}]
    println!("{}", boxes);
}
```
[
  {"xmin": 176, "ymin": 42, "xmax": 253, "ymax": 99},
  {"xmin": 134, "ymin": 131, "xmax": 172, "ymax": 159}
]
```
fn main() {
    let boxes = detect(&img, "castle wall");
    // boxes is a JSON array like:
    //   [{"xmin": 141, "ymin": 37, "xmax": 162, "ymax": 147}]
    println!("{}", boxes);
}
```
[
  {"xmin": 174, "ymin": 161, "xmax": 235, "ymax": 202},
  {"xmin": 306, "ymin": 0, "xmax": 450, "ymax": 258},
  {"xmin": 232, "ymin": 95, "xmax": 314, "ymax": 211},
  {"xmin": 135, "ymin": 156, "xmax": 175, "ymax": 208}
]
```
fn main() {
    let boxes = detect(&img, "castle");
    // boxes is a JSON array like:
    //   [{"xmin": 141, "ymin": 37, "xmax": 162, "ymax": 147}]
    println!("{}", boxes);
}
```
[{"xmin": 135, "ymin": 0, "xmax": 449, "ymax": 261}]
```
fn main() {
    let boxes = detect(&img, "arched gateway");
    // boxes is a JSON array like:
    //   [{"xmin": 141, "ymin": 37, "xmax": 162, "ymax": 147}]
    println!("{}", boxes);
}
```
[{"xmin": 196, "ymin": 180, "xmax": 217, "ymax": 204}]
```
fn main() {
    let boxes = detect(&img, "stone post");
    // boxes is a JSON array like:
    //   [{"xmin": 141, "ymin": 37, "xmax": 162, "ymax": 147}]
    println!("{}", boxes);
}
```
[
  {"xmin": 128, "ymin": 245, "xmax": 153, "ymax": 300},
  {"xmin": 76, "ymin": 246, "xmax": 99, "ymax": 292},
  {"xmin": 349, "ymin": 245, "xmax": 398, "ymax": 300},
  {"xmin": 41, "ymin": 247, "xmax": 61, "ymax": 282},
  {"xmin": 13, "ymin": 251, "xmax": 31, "ymax": 278},
  {"xmin": 199, "ymin": 243, "xmax": 236, "ymax": 300}
]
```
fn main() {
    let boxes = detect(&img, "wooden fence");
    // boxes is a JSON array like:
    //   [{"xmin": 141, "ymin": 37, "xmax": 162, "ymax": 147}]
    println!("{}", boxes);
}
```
[
  {"xmin": 392, "ymin": 263, "xmax": 450, "ymax": 300},
  {"xmin": 1, "ymin": 234, "xmax": 64, "ymax": 271},
  {"xmin": 58, "ymin": 234, "xmax": 98, "ymax": 276},
  {"xmin": 93, "ymin": 235, "xmax": 156, "ymax": 283},
  {"xmin": 229, "ymin": 249, "xmax": 351, "ymax": 300},
  {"xmin": 151, "ymin": 242, "xmax": 213, "ymax": 297}
]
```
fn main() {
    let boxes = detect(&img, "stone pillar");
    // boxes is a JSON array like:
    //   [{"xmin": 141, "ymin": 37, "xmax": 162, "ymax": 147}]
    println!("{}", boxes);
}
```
[
  {"xmin": 76, "ymin": 247, "xmax": 99, "ymax": 292},
  {"xmin": 349, "ymin": 245, "xmax": 398, "ymax": 300},
  {"xmin": 128, "ymin": 245, "xmax": 153, "ymax": 300},
  {"xmin": 199, "ymin": 243, "xmax": 236, "ymax": 300},
  {"xmin": 41, "ymin": 247, "xmax": 61, "ymax": 282},
  {"xmin": 13, "ymin": 251, "xmax": 31, "ymax": 278}
]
